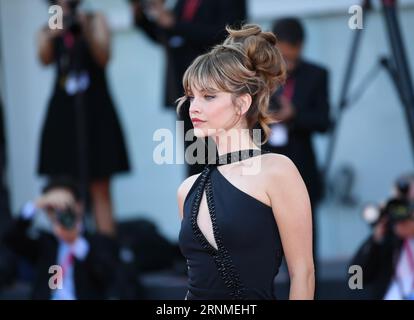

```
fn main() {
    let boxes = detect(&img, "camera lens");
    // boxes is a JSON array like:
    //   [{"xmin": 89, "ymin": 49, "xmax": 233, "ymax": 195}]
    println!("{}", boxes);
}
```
[
  {"xmin": 386, "ymin": 199, "xmax": 411, "ymax": 223},
  {"xmin": 55, "ymin": 209, "xmax": 77, "ymax": 230}
]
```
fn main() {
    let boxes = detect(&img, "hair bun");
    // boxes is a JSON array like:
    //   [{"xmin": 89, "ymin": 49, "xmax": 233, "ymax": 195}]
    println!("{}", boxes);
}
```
[
  {"xmin": 178, "ymin": 23, "xmax": 287, "ymax": 145},
  {"xmin": 224, "ymin": 24, "xmax": 285, "ymax": 92}
]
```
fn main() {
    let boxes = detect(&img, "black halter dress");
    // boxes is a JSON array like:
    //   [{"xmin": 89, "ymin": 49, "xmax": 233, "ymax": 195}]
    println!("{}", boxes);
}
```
[{"xmin": 179, "ymin": 149, "xmax": 284, "ymax": 300}]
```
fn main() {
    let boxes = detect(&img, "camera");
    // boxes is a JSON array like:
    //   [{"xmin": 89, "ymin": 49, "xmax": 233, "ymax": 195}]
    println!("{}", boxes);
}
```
[
  {"xmin": 363, "ymin": 175, "xmax": 414, "ymax": 226},
  {"xmin": 55, "ymin": 208, "xmax": 78, "ymax": 230},
  {"xmin": 382, "ymin": 198, "xmax": 414, "ymax": 224},
  {"xmin": 63, "ymin": 0, "xmax": 82, "ymax": 35}
]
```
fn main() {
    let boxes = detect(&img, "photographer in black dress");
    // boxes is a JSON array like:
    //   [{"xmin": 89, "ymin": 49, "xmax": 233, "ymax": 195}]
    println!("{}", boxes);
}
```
[
  {"xmin": 2, "ymin": 178, "xmax": 117, "ymax": 300},
  {"xmin": 351, "ymin": 174, "xmax": 414, "ymax": 300},
  {"xmin": 37, "ymin": 0, "xmax": 130, "ymax": 237}
]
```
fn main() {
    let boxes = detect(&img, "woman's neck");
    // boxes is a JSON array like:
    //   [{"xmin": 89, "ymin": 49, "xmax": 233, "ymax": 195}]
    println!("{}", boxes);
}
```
[{"xmin": 213, "ymin": 128, "xmax": 260, "ymax": 157}]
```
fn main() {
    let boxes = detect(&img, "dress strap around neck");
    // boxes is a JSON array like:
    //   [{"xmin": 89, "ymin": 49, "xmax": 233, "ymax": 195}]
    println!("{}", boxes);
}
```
[{"xmin": 215, "ymin": 149, "xmax": 270, "ymax": 167}]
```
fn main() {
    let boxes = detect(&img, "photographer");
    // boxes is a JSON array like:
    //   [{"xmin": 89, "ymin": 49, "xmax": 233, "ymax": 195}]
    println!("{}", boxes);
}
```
[
  {"xmin": 37, "ymin": 0, "xmax": 130, "ymax": 237},
  {"xmin": 2, "ymin": 178, "xmax": 117, "ymax": 300},
  {"xmin": 351, "ymin": 174, "xmax": 414, "ymax": 300}
]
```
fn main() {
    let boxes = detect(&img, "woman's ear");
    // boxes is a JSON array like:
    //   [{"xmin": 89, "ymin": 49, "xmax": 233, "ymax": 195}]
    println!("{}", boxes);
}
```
[{"xmin": 237, "ymin": 94, "xmax": 252, "ymax": 116}]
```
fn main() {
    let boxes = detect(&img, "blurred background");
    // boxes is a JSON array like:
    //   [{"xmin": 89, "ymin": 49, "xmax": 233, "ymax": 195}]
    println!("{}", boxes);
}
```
[{"xmin": 0, "ymin": 0, "xmax": 413, "ymax": 300}]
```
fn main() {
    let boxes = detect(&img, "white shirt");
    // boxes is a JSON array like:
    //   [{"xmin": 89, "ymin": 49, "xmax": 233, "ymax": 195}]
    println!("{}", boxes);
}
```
[
  {"xmin": 51, "ymin": 237, "xmax": 90, "ymax": 300},
  {"xmin": 384, "ymin": 238, "xmax": 414, "ymax": 300}
]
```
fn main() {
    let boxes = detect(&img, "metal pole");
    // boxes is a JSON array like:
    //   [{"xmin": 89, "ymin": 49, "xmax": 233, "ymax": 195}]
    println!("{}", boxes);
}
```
[
  {"xmin": 382, "ymin": 0, "xmax": 414, "ymax": 163},
  {"xmin": 323, "ymin": 0, "xmax": 372, "ymax": 182}
]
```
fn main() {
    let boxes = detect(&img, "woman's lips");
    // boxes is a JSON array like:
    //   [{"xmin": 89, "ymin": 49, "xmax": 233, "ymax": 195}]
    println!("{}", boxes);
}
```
[{"xmin": 191, "ymin": 118, "xmax": 206, "ymax": 125}]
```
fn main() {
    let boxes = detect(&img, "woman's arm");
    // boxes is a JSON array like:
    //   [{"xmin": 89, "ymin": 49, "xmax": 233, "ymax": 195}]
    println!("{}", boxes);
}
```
[
  {"xmin": 266, "ymin": 154, "xmax": 315, "ymax": 299},
  {"xmin": 37, "ymin": 26, "xmax": 60, "ymax": 65},
  {"xmin": 82, "ymin": 13, "xmax": 111, "ymax": 67}
]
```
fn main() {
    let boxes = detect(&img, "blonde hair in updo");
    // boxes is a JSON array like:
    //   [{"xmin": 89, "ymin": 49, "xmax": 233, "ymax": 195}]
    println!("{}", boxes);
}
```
[{"xmin": 177, "ymin": 24, "xmax": 286, "ymax": 144}]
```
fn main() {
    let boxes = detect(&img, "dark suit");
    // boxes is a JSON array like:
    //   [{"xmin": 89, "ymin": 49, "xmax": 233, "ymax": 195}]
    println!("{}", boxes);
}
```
[
  {"xmin": 3, "ymin": 216, "xmax": 117, "ymax": 300},
  {"xmin": 134, "ymin": 0, "xmax": 247, "ymax": 176},
  {"xmin": 350, "ymin": 233, "xmax": 403, "ymax": 299}
]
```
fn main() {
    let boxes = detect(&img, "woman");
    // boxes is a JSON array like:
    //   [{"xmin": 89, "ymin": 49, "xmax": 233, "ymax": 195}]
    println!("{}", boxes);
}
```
[
  {"xmin": 37, "ymin": 0, "xmax": 130, "ymax": 237},
  {"xmin": 177, "ymin": 24, "xmax": 314, "ymax": 299}
]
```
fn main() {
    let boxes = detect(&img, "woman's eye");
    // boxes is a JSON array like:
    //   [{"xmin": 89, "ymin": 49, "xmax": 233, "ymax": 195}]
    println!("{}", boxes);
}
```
[
  {"xmin": 188, "ymin": 96, "xmax": 194, "ymax": 102},
  {"xmin": 204, "ymin": 95, "xmax": 215, "ymax": 100}
]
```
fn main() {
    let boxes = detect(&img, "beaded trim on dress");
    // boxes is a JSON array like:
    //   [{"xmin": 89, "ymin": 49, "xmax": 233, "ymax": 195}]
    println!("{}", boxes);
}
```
[{"xmin": 190, "ymin": 149, "xmax": 270, "ymax": 300}]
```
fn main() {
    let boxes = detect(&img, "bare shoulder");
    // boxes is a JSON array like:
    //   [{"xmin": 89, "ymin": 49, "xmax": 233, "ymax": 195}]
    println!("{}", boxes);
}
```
[
  {"xmin": 261, "ymin": 153, "xmax": 300, "ymax": 175},
  {"xmin": 260, "ymin": 153, "xmax": 305, "ymax": 190},
  {"xmin": 260, "ymin": 153, "xmax": 311, "ymax": 216},
  {"xmin": 177, "ymin": 173, "xmax": 201, "ymax": 219}
]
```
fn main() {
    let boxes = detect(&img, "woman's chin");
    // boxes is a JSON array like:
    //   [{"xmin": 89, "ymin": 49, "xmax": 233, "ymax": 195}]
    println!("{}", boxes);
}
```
[{"xmin": 193, "ymin": 128, "xmax": 207, "ymax": 138}]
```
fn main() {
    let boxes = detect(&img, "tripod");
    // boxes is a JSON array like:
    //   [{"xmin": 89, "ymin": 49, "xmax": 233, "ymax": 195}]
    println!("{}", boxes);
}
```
[
  {"xmin": 323, "ymin": 0, "xmax": 414, "ymax": 198},
  {"xmin": 66, "ymin": 29, "xmax": 90, "ymax": 217},
  {"xmin": 0, "ymin": 2, "xmax": 11, "ymax": 231}
]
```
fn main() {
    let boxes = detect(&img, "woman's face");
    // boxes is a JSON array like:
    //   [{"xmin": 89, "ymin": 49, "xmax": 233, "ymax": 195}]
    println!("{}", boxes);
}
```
[{"xmin": 188, "ymin": 87, "xmax": 241, "ymax": 138}]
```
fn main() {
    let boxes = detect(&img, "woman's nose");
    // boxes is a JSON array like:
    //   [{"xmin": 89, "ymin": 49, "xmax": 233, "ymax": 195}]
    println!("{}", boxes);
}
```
[{"xmin": 189, "ymin": 98, "xmax": 201, "ymax": 113}]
